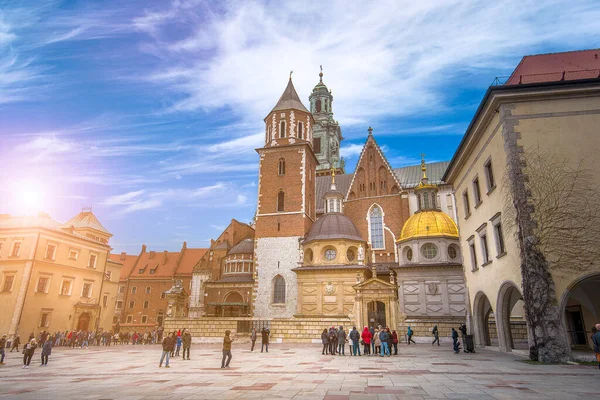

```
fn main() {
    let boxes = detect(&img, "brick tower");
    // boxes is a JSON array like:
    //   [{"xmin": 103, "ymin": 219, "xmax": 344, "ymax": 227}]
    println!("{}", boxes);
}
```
[{"xmin": 253, "ymin": 76, "xmax": 318, "ymax": 318}]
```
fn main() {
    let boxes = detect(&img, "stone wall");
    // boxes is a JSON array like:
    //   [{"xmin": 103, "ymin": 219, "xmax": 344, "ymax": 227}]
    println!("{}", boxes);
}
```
[
  {"xmin": 397, "ymin": 317, "xmax": 465, "ymax": 342},
  {"xmin": 253, "ymin": 237, "xmax": 302, "ymax": 318},
  {"xmin": 488, "ymin": 320, "xmax": 528, "ymax": 340},
  {"xmin": 164, "ymin": 316, "xmax": 351, "ymax": 343}
]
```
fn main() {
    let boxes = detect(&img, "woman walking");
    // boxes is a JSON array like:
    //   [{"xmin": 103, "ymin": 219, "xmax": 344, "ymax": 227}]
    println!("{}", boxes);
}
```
[
  {"xmin": 22, "ymin": 339, "xmax": 37, "ymax": 369},
  {"xmin": 432, "ymin": 325, "xmax": 440, "ymax": 346},
  {"xmin": 361, "ymin": 327, "xmax": 371, "ymax": 355},
  {"xmin": 41, "ymin": 339, "xmax": 52, "ymax": 366}
]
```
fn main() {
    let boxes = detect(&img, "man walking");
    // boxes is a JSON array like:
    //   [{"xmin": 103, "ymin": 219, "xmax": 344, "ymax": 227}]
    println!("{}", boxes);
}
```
[
  {"xmin": 407, "ymin": 326, "xmax": 416, "ymax": 344},
  {"xmin": 250, "ymin": 328, "xmax": 257, "ymax": 352},
  {"xmin": 159, "ymin": 332, "xmax": 173, "ymax": 368},
  {"xmin": 221, "ymin": 330, "xmax": 233, "ymax": 369},
  {"xmin": 0, "ymin": 334, "xmax": 6, "ymax": 364},
  {"xmin": 349, "ymin": 327, "xmax": 361, "ymax": 356},
  {"xmin": 452, "ymin": 327, "xmax": 460, "ymax": 354},
  {"xmin": 432, "ymin": 325, "xmax": 440, "ymax": 346},
  {"xmin": 337, "ymin": 326, "xmax": 346, "ymax": 356},
  {"xmin": 261, "ymin": 327, "xmax": 270, "ymax": 353},
  {"xmin": 10, "ymin": 335, "xmax": 20, "ymax": 352},
  {"xmin": 182, "ymin": 329, "xmax": 191, "ymax": 360}
]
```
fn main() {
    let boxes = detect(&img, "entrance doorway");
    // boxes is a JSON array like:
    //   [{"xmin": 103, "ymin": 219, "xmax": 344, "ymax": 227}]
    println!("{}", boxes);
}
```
[
  {"xmin": 77, "ymin": 312, "xmax": 91, "ymax": 331},
  {"xmin": 566, "ymin": 306, "xmax": 587, "ymax": 345},
  {"xmin": 367, "ymin": 301, "xmax": 386, "ymax": 327}
]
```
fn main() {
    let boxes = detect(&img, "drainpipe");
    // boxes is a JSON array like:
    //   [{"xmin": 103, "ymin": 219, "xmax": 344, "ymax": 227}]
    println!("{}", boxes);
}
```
[
  {"xmin": 95, "ymin": 248, "xmax": 110, "ymax": 331},
  {"xmin": 14, "ymin": 232, "xmax": 41, "ymax": 339}
]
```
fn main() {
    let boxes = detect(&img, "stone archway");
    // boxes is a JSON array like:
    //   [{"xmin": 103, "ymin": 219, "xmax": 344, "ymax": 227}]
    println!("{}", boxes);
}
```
[
  {"xmin": 367, "ymin": 301, "xmax": 386, "ymax": 327},
  {"xmin": 77, "ymin": 313, "xmax": 91, "ymax": 331},
  {"xmin": 496, "ymin": 281, "xmax": 525, "ymax": 352},
  {"xmin": 473, "ymin": 291, "xmax": 497, "ymax": 347},
  {"xmin": 559, "ymin": 272, "xmax": 600, "ymax": 350}
]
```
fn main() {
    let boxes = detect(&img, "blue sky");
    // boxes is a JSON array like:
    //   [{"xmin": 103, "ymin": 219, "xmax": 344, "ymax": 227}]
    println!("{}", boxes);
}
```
[{"xmin": 1, "ymin": 0, "xmax": 599, "ymax": 253}]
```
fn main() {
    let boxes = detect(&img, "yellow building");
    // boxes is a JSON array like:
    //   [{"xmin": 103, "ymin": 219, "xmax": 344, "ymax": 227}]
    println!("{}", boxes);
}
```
[
  {"xmin": 0, "ymin": 209, "xmax": 120, "ymax": 340},
  {"xmin": 444, "ymin": 49, "xmax": 600, "ymax": 361}
]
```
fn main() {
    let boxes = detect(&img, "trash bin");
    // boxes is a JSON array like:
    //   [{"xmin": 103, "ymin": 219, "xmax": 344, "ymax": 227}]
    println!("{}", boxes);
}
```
[{"xmin": 465, "ymin": 334, "xmax": 475, "ymax": 353}]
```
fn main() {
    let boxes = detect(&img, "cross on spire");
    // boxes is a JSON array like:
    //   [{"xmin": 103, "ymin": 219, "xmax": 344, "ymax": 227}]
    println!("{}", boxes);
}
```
[
  {"xmin": 289, "ymin": 70, "xmax": 293, "ymax": 79},
  {"xmin": 368, "ymin": 126, "xmax": 373, "ymax": 135}
]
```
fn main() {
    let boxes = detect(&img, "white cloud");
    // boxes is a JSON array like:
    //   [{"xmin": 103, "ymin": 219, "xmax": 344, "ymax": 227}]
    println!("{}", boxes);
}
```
[
  {"xmin": 102, "ymin": 190, "xmax": 145, "ymax": 206},
  {"xmin": 340, "ymin": 143, "xmax": 365, "ymax": 159}
]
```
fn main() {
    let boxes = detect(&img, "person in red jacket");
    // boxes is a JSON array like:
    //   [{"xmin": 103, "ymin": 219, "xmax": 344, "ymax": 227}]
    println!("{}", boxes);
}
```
[
  {"xmin": 392, "ymin": 330, "xmax": 399, "ymax": 355},
  {"xmin": 361, "ymin": 327, "xmax": 372, "ymax": 356}
]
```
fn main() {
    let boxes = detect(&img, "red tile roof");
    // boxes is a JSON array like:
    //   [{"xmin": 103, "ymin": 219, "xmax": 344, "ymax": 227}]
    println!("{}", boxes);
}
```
[
  {"xmin": 132, "ymin": 250, "xmax": 180, "ymax": 278},
  {"xmin": 175, "ymin": 247, "xmax": 208, "ymax": 275},
  {"xmin": 506, "ymin": 49, "xmax": 600, "ymax": 85},
  {"xmin": 109, "ymin": 253, "xmax": 140, "ymax": 280}
]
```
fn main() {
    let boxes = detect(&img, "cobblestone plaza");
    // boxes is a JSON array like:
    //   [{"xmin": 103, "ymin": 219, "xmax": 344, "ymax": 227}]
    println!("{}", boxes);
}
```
[{"xmin": 0, "ymin": 342, "xmax": 598, "ymax": 399}]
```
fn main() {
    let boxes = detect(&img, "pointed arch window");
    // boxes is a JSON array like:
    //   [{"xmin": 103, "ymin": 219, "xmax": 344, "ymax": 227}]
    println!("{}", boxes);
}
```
[
  {"xmin": 273, "ymin": 275, "xmax": 285, "ymax": 303},
  {"xmin": 277, "ymin": 191, "xmax": 285, "ymax": 212},
  {"xmin": 279, "ymin": 120, "xmax": 286, "ymax": 138},
  {"xmin": 369, "ymin": 205, "xmax": 385, "ymax": 249},
  {"xmin": 278, "ymin": 158, "xmax": 285, "ymax": 176},
  {"xmin": 298, "ymin": 122, "xmax": 304, "ymax": 139}
]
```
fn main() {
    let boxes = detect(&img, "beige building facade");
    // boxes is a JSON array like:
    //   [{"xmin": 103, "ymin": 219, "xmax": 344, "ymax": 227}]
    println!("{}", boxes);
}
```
[
  {"xmin": 444, "ymin": 51, "xmax": 600, "ymax": 357},
  {"xmin": 0, "ymin": 210, "xmax": 120, "ymax": 340}
]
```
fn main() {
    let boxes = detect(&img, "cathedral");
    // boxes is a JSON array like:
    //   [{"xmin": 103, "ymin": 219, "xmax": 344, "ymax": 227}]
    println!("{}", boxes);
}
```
[{"xmin": 185, "ymin": 70, "xmax": 466, "ymax": 338}]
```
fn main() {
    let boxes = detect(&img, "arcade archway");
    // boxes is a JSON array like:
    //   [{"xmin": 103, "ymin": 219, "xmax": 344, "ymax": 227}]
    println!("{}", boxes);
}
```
[
  {"xmin": 473, "ymin": 291, "xmax": 498, "ymax": 347},
  {"xmin": 560, "ymin": 272, "xmax": 600, "ymax": 349},
  {"xmin": 496, "ymin": 281, "xmax": 527, "ymax": 351}
]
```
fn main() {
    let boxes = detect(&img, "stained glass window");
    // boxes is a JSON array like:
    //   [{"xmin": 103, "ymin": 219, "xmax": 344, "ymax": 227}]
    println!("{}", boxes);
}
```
[{"xmin": 369, "ymin": 206, "xmax": 384, "ymax": 249}]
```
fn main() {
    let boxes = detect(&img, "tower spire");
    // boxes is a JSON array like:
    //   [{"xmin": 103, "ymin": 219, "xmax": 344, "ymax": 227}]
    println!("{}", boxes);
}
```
[
  {"xmin": 420, "ymin": 153, "xmax": 427, "ymax": 180},
  {"xmin": 319, "ymin": 65, "xmax": 323, "ymax": 82}
]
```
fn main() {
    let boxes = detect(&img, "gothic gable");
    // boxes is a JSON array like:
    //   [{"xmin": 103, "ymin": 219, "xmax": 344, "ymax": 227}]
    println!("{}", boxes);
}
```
[{"xmin": 346, "ymin": 132, "xmax": 403, "ymax": 201}]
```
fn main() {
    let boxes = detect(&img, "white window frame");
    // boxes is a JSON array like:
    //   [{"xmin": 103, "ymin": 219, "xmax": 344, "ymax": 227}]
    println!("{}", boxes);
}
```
[
  {"xmin": 462, "ymin": 190, "xmax": 471, "ymax": 218},
  {"xmin": 59, "ymin": 278, "xmax": 73, "ymax": 296},
  {"xmin": 103, "ymin": 294, "xmax": 108, "ymax": 307},
  {"xmin": 45, "ymin": 242, "xmax": 57, "ymax": 261},
  {"xmin": 35, "ymin": 275, "xmax": 51, "ymax": 293},
  {"xmin": 472, "ymin": 176, "xmax": 482, "ymax": 206},
  {"xmin": 141, "ymin": 315, "xmax": 148, "ymax": 324},
  {"xmin": 490, "ymin": 213, "xmax": 506, "ymax": 257},
  {"xmin": 119, "ymin": 285, "xmax": 126, "ymax": 294},
  {"xmin": 81, "ymin": 281, "xmax": 93, "ymax": 298},
  {"xmin": 126, "ymin": 315, "xmax": 133, "ymax": 323},
  {"xmin": 143, "ymin": 300, "xmax": 149, "ymax": 309},
  {"xmin": 68, "ymin": 249, "xmax": 79, "ymax": 261},
  {"xmin": 477, "ymin": 224, "xmax": 490, "ymax": 266},
  {"xmin": 1, "ymin": 274, "xmax": 15, "ymax": 292},
  {"xmin": 39, "ymin": 309, "xmax": 52, "ymax": 328},
  {"xmin": 88, "ymin": 253, "xmax": 98, "ymax": 269},
  {"xmin": 131, "ymin": 286, "xmax": 137, "ymax": 294},
  {"xmin": 129, "ymin": 300, "xmax": 135, "ymax": 309},
  {"xmin": 367, "ymin": 204, "xmax": 386, "ymax": 250},
  {"xmin": 484, "ymin": 157, "xmax": 496, "ymax": 193},
  {"xmin": 116, "ymin": 300, "xmax": 123, "ymax": 309},
  {"xmin": 467, "ymin": 237, "xmax": 478, "ymax": 272},
  {"xmin": 11, "ymin": 240, "xmax": 22, "ymax": 257}
]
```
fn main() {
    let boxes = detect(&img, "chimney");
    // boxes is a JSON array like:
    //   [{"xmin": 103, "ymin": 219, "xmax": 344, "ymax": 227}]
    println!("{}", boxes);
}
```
[
  {"xmin": 149, "ymin": 251, "xmax": 156, "ymax": 259},
  {"xmin": 141, "ymin": 244, "xmax": 147, "ymax": 253},
  {"xmin": 210, "ymin": 239, "xmax": 215, "ymax": 247},
  {"xmin": 182, "ymin": 241, "xmax": 187, "ymax": 250},
  {"xmin": 163, "ymin": 250, "xmax": 168, "ymax": 264},
  {"xmin": 120, "ymin": 252, "xmax": 126, "ymax": 261}
]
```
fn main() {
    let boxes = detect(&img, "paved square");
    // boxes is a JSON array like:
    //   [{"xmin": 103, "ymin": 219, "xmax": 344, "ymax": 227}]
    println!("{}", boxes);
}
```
[{"xmin": 0, "ymin": 342, "xmax": 598, "ymax": 399}]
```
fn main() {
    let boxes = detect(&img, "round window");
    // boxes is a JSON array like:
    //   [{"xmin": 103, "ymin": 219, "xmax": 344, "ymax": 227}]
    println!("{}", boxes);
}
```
[
  {"xmin": 405, "ymin": 247, "xmax": 413, "ymax": 261},
  {"xmin": 421, "ymin": 243, "xmax": 438, "ymax": 259},
  {"xmin": 346, "ymin": 249, "xmax": 355, "ymax": 262},
  {"xmin": 448, "ymin": 245, "xmax": 457, "ymax": 260},
  {"xmin": 325, "ymin": 249, "xmax": 337, "ymax": 260}
]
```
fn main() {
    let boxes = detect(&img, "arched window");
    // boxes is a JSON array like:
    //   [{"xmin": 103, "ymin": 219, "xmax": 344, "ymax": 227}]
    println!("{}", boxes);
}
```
[
  {"xmin": 369, "ymin": 205, "xmax": 385, "ymax": 249},
  {"xmin": 273, "ymin": 275, "xmax": 285, "ymax": 303},
  {"xmin": 279, "ymin": 120, "xmax": 286, "ymax": 138},
  {"xmin": 328, "ymin": 198, "xmax": 334, "ymax": 212},
  {"xmin": 423, "ymin": 193, "xmax": 430, "ymax": 209},
  {"xmin": 298, "ymin": 122, "xmax": 304, "ymax": 139},
  {"xmin": 417, "ymin": 194, "xmax": 422, "ymax": 211},
  {"xmin": 316, "ymin": 99, "xmax": 322, "ymax": 112},
  {"xmin": 277, "ymin": 191, "xmax": 284, "ymax": 212},
  {"xmin": 278, "ymin": 158, "xmax": 285, "ymax": 176}
]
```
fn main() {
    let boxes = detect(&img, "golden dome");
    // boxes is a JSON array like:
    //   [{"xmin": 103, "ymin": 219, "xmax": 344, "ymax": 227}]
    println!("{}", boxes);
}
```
[{"xmin": 398, "ymin": 210, "xmax": 458, "ymax": 242}]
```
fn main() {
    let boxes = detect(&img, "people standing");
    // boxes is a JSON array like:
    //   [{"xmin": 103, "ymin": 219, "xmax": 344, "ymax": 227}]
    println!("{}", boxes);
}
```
[
  {"xmin": 328, "ymin": 327, "xmax": 337, "ymax": 356},
  {"xmin": 41, "ymin": 339, "xmax": 52, "ymax": 366},
  {"xmin": 369, "ymin": 326, "xmax": 375, "ymax": 355},
  {"xmin": 321, "ymin": 329, "xmax": 329, "ymax": 355},
  {"xmin": 362, "ymin": 327, "xmax": 371, "ymax": 355},
  {"xmin": 451, "ymin": 327, "xmax": 460, "ymax": 354},
  {"xmin": 374, "ymin": 327, "xmax": 381, "ymax": 355},
  {"xmin": 221, "ymin": 330, "xmax": 233, "ymax": 369},
  {"xmin": 391, "ymin": 330, "xmax": 399, "ymax": 355},
  {"xmin": 261, "ymin": 327, "xmax": 270, "ymax": 353},
  {"xmin": 10, "ymin": 335, "xmax": 20, "ymax": 352},
  {"xmin": 407, "ymin": 326, "xmax": 416, "ymax": 344},
  {"xmin": 592, "ymin": 323, "xmax": 600, "ymax": 370},
  {"xmin": 250, "ymin": 328, "xmax": 257, "ymax": 352},
  {"xmin": 432, "ymin": 325, "xmax": 440, "ymax": 346},
  {"xmin": 349, "ymin": 327, "xmax": 361, "ymax": 356},
  {"xmin": 175, "ymin": 333, "xmax": 182, "ymax": 357},
  {"xmin": 337, "ymin": 326, "xmax": 346, "ymax": 356},
  {"xmin": 0, "ymin": 334, "xmax": 6, "ymax": 364},
  {"xmin": 22, "ymin": 339, "xmax": 37, "ymax": 368},
  {"xmin": 459, "ymin": 324, "xmax": 468, "ymax": 352},
  {"xmin": 169, "ymin": 331, "xmax": 177, "ymax": 357},
  {"xmin": 159, "ymin": 333, "xmax": 173, "ymax": 368},
  {"xmin": 182, "ymin": 329, "xmax": 191, "ymax": 360},
  {"xmin": 379, "ymin": 328, "xmax": 390, "ymax": 357}
]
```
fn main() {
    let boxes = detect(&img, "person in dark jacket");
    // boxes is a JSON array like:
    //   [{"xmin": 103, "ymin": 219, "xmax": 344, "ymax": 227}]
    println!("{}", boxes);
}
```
[
  {"xmin": 182, "ymin": 329, "xmax": 192, "ymax": 360},
  {"xmin": 379, "ymin": 328, "xmax": 390, "ymax": 356},
  {"xmin": 337, "ymin": 326, "xmax": 346, "ymax": 356},
  {"xmin": 592, "ymin": 323, "xmax": 600, "ymax": 370},
  {"xmin": 349, "ymin": 327, "xmax": 361, "ymax": 356},
  {"xmin": 386, "ymin": 328, "xmax": 393, "ymax": 355},
  {"xmin": 22, "ymin": 339, "xmax": 37, "ymax": 368},
  {"xmin": 221, "ymin": 330, "xmax": 233, "ymax": 369},
  {"xmin": 10, "ymin": 335, "xmax": 20, "ymax": 352},
  {"xmin": 459, "ymin": 324, "xmax": 468, "ymax": 352},
  {"xmin": 369, "ymin": 326, "xmax": 375, "ymax": 355},
  {"xmin": 321, "ymin": 329, "xmax": 329, "ymax": 355},
  {"xmin": 41, "ymin": 339, "xmax": 52, "ymax": 366},
  {"xmin": 328, "ymin": 327, "xmax": 337, "ymax": 356},
  {"xmin": 432, "ymin": 325, "xmax": 440, "ymax": 346},
  {"xmin": 0, "ymin": 334, "xmax": 6, "ymax": 364},
  {"xmin": 407, "ymin": 326, "xmax": 416, "ymax": 344},
  {"xmin": 159, "ymin": 333, "xmax": 173, "ymax": 368},
  {"xmin": 391, "ymin": 330, "xmax": 399, "ymax": 355},
  {"xmin": 452, "ymin": 328, "xmax": 460, "ymax": 354},
  {"xmin": 261, "ymin": 327, "xmax": 270, "ymax": 353},
  {"xmin": 250, "ymin": 328, "xmax": 257, "ymax": 352}
]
